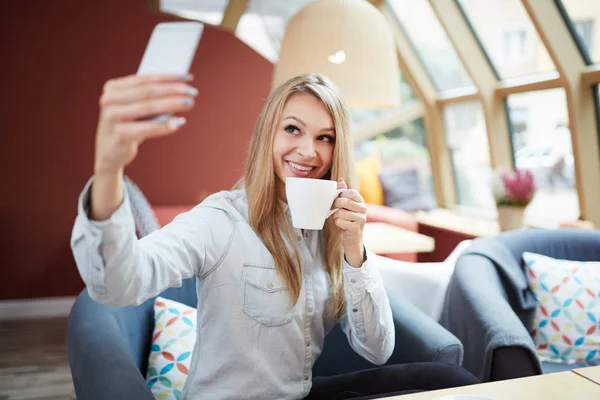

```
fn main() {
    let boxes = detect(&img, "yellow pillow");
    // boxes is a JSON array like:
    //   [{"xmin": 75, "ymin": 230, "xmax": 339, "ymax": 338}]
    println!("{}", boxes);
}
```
[{"xmin": 356, "ymin": 155, "xmax": 384, "ymax": 205}]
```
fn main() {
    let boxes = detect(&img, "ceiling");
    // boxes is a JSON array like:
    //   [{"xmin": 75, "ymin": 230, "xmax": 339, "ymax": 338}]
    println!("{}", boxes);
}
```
[{"xmin": 160, "ymin": 0, "xmax": 312, "ymax": 62}]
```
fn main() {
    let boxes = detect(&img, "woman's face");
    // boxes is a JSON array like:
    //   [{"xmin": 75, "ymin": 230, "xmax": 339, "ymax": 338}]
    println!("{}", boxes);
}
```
[{"xmin": 272, "ymin": 93, "xmax": 336, "ymax": 201}]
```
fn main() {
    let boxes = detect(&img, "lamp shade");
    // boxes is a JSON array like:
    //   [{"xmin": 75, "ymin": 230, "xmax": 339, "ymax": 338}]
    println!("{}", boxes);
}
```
[{"xmin": 273, "ymin": 0, "xmax": 400, "ymax": 108}]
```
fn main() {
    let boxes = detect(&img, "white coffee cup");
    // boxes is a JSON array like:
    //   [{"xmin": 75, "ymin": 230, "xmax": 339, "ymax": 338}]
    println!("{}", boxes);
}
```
[{"xmin": 285, "ymin": 177, "xmax": 345, "ymax": 230}]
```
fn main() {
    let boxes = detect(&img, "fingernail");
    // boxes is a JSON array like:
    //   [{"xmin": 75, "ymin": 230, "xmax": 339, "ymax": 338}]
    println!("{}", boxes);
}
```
[
  {"xmin": 183, "ymin": 97, "xmax": 194, "ymax": 106},
  {"xmin": 186, "ymin": 87, "xmax": 199, "ymax": 97},
  {"xmin": 169, "ymin": 117, "xmax": 186, "ymax": 129},
  {"xmin": 177, "ymin": 74, "xmax": 194, "ymax": 82}
]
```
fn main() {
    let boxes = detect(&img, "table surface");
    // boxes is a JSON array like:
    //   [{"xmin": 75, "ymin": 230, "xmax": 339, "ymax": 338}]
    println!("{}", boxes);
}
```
[
  {"xmin": 572, "ymin": 366, "xmax": 600, "ymax": 385},
  {"xmin": 362, "ymin": 222, "xmax": 435, "ymax": 254},
  {"xmin": 384, "ymin": 371, "xmax": 600, "ymax": 399}
]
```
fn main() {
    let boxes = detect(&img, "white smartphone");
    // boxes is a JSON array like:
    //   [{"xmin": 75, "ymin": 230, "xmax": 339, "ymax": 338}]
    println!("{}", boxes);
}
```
[{"xmin": 137, "ymin": 22, "xmax": 204, "ymax": 121}]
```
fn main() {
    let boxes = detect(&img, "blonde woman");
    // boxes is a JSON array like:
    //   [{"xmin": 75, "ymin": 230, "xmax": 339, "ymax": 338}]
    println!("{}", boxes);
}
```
[{"xmin": 71, "ymin": 73, "xmax": 477, "ymax": 399}]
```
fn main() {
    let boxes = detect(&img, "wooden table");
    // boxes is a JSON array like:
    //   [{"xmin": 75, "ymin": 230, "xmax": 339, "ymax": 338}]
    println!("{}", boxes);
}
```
[
  {"xmin": 573, "ymin": 366, "xmax": 600, "ymax": 386},
  {"xmin": 384, "ymin": 371, "xmax": 600, "ymax": 399},
  {"xmin": 362, "ymin": 222, "xmax": 435, "ymax": 254}
]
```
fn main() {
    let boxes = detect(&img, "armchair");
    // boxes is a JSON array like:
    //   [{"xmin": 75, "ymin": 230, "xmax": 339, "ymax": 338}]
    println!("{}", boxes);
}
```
[
  {"xmin": 440, "ymin": 229, "xmax": 600, "ymax": 382},
  {"xmin": 67, "ymin": 279, "xmax": 463, "ymax": 399}
]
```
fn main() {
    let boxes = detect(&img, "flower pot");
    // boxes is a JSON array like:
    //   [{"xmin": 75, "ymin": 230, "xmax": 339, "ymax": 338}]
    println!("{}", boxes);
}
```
[{"xmin": 497, "ymin": 205, "xmax": 526, "ymax": 231}]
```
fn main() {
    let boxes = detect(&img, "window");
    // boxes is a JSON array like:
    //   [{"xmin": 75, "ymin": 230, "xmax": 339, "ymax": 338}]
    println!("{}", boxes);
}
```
[
  {"xmin": 458, "ymin": 0, "xmax": 556, "ymax": 78},
  {"xmin": 355, "ymin": 118, "xmax": 436, "ymax": 206},
  {"xmin": 349, "ymin": 72, "xmax": 416, "ymax": 128},
  {"xmin": 560, "ymin": 1, "xmax": 600, "ymax": 63},
  {"xmin": 507, "ymin": 89, "xmax": 579, "ymax": 227},
  {"xmin": 501, "ymin": 28, "xmax": 533, "ymax": 64},
  {"xmin": 574, "ymin": 20, "xmax": 594, "ymax": 53},
  {"xmin": 387, "ymin": 0, "xmax": 473, "ymax": 91},
  {"xmin": 443, "ymin": 102, "xmax": 494, "ymax": 210}
]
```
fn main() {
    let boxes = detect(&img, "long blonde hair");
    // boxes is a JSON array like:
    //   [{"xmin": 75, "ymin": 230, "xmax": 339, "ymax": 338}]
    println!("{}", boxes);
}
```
[{"xmin": 240, "ymin": 73, "xmax": 356, "ymax": 320}]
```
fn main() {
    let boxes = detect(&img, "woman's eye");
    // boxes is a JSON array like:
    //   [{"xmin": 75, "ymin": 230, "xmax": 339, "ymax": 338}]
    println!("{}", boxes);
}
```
[
  {"xmin": 284, "ymin": 124, "xmax": 299, "ymax": 134},
  {"xmin": 319, "ymin": 135, "xmax": 336, "ymax": 143}
]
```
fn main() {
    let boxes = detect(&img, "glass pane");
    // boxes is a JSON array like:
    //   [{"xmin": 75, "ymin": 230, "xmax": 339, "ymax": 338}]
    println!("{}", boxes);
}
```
[
  {"xmin": 388, "ymin": 0, "xmax": 473, "ymax": 91},
  {"xmin": 507, "ymin": 89, "xmax": 579, "ymax": 227},
  {"xmin": 560, "ymin": 0, "xmax": 600, "ymax": 64},
  {"xmin": 458, "ymin": 0, "xmax": 556, "ymax": 78},
  {"xmin": 355, "ymin": 118, "xmax": 437, "ymax": 209},
  {"xmin": 349, "ymin": 72, "xmax": 416, "ymax": 127},
  {"xmin": 443, "ymin": 102, "xmax": 494, "ymax": 209}
]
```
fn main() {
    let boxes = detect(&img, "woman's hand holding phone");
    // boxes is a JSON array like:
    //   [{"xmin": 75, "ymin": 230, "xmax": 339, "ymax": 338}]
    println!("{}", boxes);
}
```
[
  {"xmin": 90, "ymin": 73, "xmax": 197, "ymax": 220},
  {"xmin": 94, "ymin": 73, "xmax": 197, "ymax": 175}
]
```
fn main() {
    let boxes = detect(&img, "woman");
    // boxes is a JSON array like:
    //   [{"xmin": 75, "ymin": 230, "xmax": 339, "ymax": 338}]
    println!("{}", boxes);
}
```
[{"xmin": 71, "ymin": 72, "xmax": 477, "ymax": 399}]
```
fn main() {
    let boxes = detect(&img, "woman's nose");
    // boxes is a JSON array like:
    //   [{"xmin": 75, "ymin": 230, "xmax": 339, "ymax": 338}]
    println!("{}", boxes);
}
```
[{"xmin": 297, "ymin": 138, "xmax": 317, "ymax": 159}]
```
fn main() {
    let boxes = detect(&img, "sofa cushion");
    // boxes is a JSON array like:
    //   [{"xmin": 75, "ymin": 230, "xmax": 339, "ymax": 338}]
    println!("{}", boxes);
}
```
[
  {"xmin": 355, "ymin": 155, "xmax": 385, "ymax": 205},
  {"xmin": 146, "ymin": 297, "xmax": 197, "ymax": 400},
  {"xmin": 524, "ymin": 252, "xmax": 600, "ymax": 365},
  {"xmin": 378, "ymin": 168, "xmax": 435, "ymax": 212},
  {"xmin": 123, "ymin": 176, "xmax": 161, "ymax": 237}
]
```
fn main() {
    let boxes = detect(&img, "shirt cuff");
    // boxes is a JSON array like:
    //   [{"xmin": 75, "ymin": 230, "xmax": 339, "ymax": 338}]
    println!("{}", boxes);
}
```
[{"xmin": 77, "ymin": 176, "xmax": 135, "ymax": 240}]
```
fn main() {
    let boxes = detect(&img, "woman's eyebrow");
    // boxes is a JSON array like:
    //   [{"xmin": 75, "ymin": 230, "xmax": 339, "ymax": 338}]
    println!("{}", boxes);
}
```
[{"xmin": 284, "ymin": 115, "xmax": 334, "ymax": 133}]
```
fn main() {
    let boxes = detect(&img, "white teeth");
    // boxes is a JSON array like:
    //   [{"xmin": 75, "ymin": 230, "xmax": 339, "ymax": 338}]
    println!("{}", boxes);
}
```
[{"xmin": 288, "ymin": 161, "xmax": 314, "ymax": 172}]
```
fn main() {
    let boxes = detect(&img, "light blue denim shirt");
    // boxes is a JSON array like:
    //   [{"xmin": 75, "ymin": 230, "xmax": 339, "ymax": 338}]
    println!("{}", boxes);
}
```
[{"xmin": 71, "ymin": 178, "xmax": 395, "ymax": 400}]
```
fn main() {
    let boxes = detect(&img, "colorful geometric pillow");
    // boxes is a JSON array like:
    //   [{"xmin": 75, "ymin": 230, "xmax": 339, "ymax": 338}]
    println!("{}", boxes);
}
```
[
  {"xmin": 524, "ymin": 252, "xmax": 600, "ymax": 364},
  {"xmin": 146, "ymin": 297, "xmax": 197, "ymax": 400}
]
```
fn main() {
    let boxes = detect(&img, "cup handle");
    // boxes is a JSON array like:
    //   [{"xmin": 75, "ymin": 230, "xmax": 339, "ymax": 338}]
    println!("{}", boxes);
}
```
[{"xmin": 326, "ymin": 189, "xmax": 346, "ymax": 218}]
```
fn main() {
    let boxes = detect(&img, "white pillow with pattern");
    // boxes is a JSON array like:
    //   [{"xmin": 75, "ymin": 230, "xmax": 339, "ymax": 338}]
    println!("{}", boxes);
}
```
[{"xmin": 146, "ymin": 297, "xmax": 197, "ymax": 400}]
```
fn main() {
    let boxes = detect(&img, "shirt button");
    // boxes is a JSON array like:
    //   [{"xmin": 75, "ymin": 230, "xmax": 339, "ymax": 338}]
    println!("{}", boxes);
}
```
[
  {"xmin": 296, "ymin": 236, "xmax": 302, "ymax": 241},
  {"xmin": 304, "ymin": 375, "xmax": 309, "ymax": 381},
  {"xmin": 306, "ymin": 341, "xmax": 310, "ymax": 347},
  {"xmin": 350, "ymin": 279, "xmax": 357, "ymax": 284},
  {"xmin": 307, "ymin": 307, "xmax": 313, "ymax": 313},
  {"xmin": 305, "ymin": 269, "xmax": 311, "ymax": 276},
  {"xmin": 304, "ymin": 232, "xmax": 309, "ymax": 238},
  {"xmin": 352, "ymin": 308, "xmax": 358, "ymax": 312},
  {"xmin": 267, "ymin": 283, "xmax": 273, "ymax": 289}
]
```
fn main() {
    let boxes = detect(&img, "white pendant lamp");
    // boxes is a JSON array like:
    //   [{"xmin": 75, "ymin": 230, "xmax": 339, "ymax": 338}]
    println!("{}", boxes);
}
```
[{"xmin": 272, "ymin": 0, "xmax": 400, "ymax": 108}]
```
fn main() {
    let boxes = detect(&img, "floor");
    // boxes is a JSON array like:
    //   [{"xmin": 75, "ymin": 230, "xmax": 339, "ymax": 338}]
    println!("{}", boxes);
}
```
[{"xmin": 0, "ymin": 317, "xmax": 75, "ymax": 400}]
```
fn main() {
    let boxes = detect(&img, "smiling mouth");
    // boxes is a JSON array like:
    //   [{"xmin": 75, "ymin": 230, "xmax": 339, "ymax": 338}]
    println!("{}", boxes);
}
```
[{"xmin": 286, "ymin": 161, "xmax": 315, "ymax": 172}]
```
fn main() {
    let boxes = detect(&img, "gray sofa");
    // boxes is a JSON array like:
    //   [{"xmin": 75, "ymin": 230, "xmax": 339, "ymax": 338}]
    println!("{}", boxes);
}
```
[
  {"xmin": 67, "ymin": 281, "xmax": 464, "ymax": 399},
  {"xmin": 441, "ymin": 228, "xmax": 600, "ymax": 382}
]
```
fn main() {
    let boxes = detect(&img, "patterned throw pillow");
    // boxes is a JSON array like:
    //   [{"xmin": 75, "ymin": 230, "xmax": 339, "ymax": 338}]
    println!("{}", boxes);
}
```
[
  {"xmin": 524, "ymin": 252, "xmax": 600, "ymax": 364},
  {"xmin": 146, "ymin": 297, "xmax": 197, "ymax": 400}
]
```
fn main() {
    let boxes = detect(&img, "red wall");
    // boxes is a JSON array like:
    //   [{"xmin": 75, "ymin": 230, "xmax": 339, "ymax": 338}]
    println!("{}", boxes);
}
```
[{"xmin": 0, "ymin": 1, "xmax": 273, "ymax": 299}]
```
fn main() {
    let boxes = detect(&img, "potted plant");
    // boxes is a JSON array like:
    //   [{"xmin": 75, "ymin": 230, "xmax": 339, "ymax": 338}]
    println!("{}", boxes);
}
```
[{"xmin": 492, "ymin": 168, "xmax": 536, "ymax": 231}]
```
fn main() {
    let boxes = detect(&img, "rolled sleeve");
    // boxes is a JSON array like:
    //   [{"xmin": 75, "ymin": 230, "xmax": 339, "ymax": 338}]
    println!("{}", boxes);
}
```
[{"xmin": 70, "ymin": 177, "xmax": 235, "ymax": 306}]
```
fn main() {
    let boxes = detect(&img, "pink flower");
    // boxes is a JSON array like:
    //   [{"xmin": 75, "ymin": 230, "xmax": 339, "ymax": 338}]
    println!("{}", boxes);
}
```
[{"xmin": 499, "ymin": 169, "xmax": 536, "ymax": 206}]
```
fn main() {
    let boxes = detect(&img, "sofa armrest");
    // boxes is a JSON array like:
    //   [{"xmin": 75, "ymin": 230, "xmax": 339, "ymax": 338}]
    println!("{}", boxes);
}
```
[
  {"xmin": 366, "ymin": 204, "xmax": 418, "ymax": 232},
  {"xmin": 312, "ymin": 291, "xmax": 462, "ymax": 377},
  {"xmin": 385, "ymin": 291, "xmax": 463, "ymax": 365},
  {"xmin": 67, "ymin": 290, "xmax": 155, "ymax": 400},
  {"xmin": 440, "ymin": 254, "xmax": 541, "ymax": 381}
]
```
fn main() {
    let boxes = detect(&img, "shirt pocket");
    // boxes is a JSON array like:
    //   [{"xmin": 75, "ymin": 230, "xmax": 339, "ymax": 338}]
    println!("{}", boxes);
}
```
[{"xmin": 242, "ymin": 263, "xmax": 293, "ymax": 327}]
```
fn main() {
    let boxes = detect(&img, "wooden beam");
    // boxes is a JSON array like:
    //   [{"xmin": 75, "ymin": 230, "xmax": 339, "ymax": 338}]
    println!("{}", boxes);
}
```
[
  {"xmin": 353, "ymin": 102, "xmax": 425, "ymax": 142},
  {"xmin": 147, "ymin": 0, "xmax": 160, "ymax": 13},
  {"xmin": 380, "ymin": 2, "xmax": 457, "ymax": 209},
  {"xmin": 436, "ymin": 86, "xmax": 480, "ymax": 106},
  {"xmin": 582, "ymin": 64, "xmax": 600, "ymax": 86},
  {"xmin": 522, "ymin": 0, "xmax": 600, "ymax": 226},
  {"xmin": 221, "ymin": 0, "xmax": 248, "ymax": 32},
  {"xmin": 429, "ymin": 0, "xmax": 514, "ymax": 172},
  {"xmin": 495, "ymin": 71, "xmax": 563, "ymax": 97}
]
